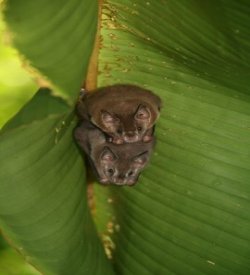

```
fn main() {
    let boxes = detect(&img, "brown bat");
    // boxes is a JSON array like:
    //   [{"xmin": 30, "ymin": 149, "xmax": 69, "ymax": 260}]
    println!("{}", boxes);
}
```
[
  {"xmin": 74, "ymin": 119, "xmax": 155, "ymax": 186},
  {"xmin": 76, "ymin": 84, "xmax": 162, "ymax": 144}
]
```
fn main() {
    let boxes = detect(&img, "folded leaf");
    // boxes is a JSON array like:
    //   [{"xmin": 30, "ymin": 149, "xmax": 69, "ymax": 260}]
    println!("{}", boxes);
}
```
[
  {"xmin": 0, "ymin": 90, "xmax": 114, "ymax": 274},
  {"xmin": 4, "ymin": 0, "xmax": 98, "ymax": 98},
  {"xmin": 96, "ymin": 1, "xmax": 250, "ymax": 274}
]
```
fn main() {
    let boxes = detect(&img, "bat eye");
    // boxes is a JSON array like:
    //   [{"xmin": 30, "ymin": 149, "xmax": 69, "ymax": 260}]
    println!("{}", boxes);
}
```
[
  {"xmin": 128, "ymin": 171, "xmax": 134, "ymax": 176},
  {"xmin": 137, "ymin": 127, "xmax": 142, "ymax": 132}
]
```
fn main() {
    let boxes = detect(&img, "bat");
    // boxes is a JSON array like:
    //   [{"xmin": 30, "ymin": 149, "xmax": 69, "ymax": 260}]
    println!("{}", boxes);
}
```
[
  {"xmin": 76, "ymin": 84, "xmax": 162, "ymax": 144},
  {"xmin": 74, "ymin": 119, "xmax": 155, "ymax": 186}
]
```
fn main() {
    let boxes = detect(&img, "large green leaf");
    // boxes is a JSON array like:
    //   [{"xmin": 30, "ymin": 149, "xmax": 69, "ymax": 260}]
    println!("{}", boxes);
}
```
[
  {"xmin": 2, "ymin": 87, "xmax": 69, "ymax": 131},
  {"xmin": 0, "ymin": 89, "xmax": 113, "ymax": 274},
  {"xmin": 0, "ymin": 11, "xmax": 38, "ymax": 128},
  {"xmin": 1, "ymin": 0, "xmax": 250, "ymax": 275},
  {"xmin": 1, "ymin": 1, "xmax": 114, "ymax": 272},
  {"xmin": 3, "ymin": 0, "xmax": 98, "ymax": 98},
  {"xmin": 95, "ymin": 1, "xmax": 250, "ymax": 274},
  {"xmin": 0, "ymin": 236, "xmax": 40, "ymax": 275}
]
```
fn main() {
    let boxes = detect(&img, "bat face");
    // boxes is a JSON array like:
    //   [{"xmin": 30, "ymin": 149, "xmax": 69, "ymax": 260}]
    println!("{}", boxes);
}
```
[
  {"xmin": 95, "ymin": 146, "xmax": 151, "ymax": 186},
  {"xmin": 73, "ymin": 119, "xmax": 154, "ymax": 186},
  {"xmin": 78, "ymin": 84, "xmax": 162, "ymax": 145},
  {"xmin": 100, "ymin": 104, "xmax": 153, "ymax": 144}
]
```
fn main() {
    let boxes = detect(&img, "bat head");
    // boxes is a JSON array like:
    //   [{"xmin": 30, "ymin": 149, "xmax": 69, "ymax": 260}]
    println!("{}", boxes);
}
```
[
  {"xmin": 100, "ymin": 104, "xmax": 153, "ymax": 144},
  {"xmin": 96, "ymin": 146, "xmax": 150, "ymax": 186}
]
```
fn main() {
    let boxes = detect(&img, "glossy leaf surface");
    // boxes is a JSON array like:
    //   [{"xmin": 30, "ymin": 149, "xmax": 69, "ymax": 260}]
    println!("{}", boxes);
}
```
[
  {"xmin": 4, "ymin": 0, "xmax": 98, "ymax": 98},
  {"xmin": 96, "ymin": 1, "xmax": 250, "ymax": 274},
  {"xmin": 1, "ymin": 0, "xmax": 250, "ymax": 274},
  {"xmin": 0, "ymin": 89, "xmax": 113, "ymax": 274}
]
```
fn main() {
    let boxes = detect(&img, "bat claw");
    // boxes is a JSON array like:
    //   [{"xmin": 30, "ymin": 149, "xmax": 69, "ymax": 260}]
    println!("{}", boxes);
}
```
[
  {"xmin": 110, "ymin": 137, "xmax": 124, "ymax": 144},
  {"xmin": 143, "ymin": 135, "xmax": 153, "ymax": 142},
  {"xmin": 107, "ymin": 137, "xmax": 113, "ymax": 143}
]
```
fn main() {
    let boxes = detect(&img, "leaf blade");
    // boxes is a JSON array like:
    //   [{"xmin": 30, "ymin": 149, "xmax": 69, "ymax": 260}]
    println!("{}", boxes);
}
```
[
  {"xmin": 96, "ymin": 1, "xmax": 250, "ymax": 274},
  {"xmin": 4, "ymin": 0, "xmax": 98, "ymax": 98},
  {"xmin": 0, "ymin": 92, "xmax": 114, "ymax": 275}
]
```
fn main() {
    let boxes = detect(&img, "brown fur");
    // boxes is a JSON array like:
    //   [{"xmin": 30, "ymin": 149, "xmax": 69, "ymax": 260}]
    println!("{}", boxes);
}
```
[
  {"xmin": 74, "ymin": 119, "xmax": 155, "ymax": 185},
  {"xmin": 76, "ymin": 84, "xmax": 162, "ymax": 144}
]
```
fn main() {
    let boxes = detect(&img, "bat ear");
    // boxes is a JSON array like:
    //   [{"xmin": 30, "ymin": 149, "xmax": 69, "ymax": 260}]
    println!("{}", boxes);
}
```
[
  {"xmin": 78, "ymin": 88, "xmax": 88, "ymax": 101},
  {"xmin": 101, "ymin": 111, "xmax": 119, "ymax": 123},
  {"xmin": 100, "ymin": 146, "xmax": 116, "ymax": 161},
  {"xmin": 80, "ymin": 88, "xmax": 86, "ymax": 96},
  {"xmin": 132, "ymin": 151, "xmax": 149, "ymax": 167},
  {"xmin": 134, "ymin": 105, "xmax": 151, "ymax": 120}
]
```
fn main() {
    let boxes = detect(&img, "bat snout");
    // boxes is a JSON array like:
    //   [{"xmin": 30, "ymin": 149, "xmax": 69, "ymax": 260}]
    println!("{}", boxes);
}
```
[
  {"xmin": 123, "ymin": 131, "xmax": 139, "ymax": 143},
  {"xmin": 126, "ymin": 131, "xmax": 135, "ymax": 137},
  {"xmin": 119, "ymin": 173, "xmax": 126, "ymax": 179}
]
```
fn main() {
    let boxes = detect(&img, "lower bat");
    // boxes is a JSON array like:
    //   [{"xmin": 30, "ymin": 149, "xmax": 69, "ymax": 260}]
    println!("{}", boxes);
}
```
[{"xmin": 74, "ymin": 119, "xmax": 155, "ymax": 186}]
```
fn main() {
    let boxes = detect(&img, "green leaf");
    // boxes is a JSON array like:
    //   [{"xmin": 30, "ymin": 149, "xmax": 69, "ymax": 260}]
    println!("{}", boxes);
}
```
[
  {"xmin": 2, "ymin": 0, "xmax": 250, "ymax": 274},
  {"xmin": 0, "ymin": 247, "xmax": 40, "ymax": 275},
  {"xmin": 0, "ymin": 90, "xmax": 114, "ymax": 274},
  {"xmin": 95, "ymin": 1, "xmax": 250, "ymax": 274},
  {"xmin": 0, "ymin": 12, "xmax": 38, "ymax": 128},
  {"xmin": 3, "ymin": 0, "xmax": 98, "ymax": 98},
  {"xmin": 2, "ymin": 87, "xmax": 69, "ymax": 131}
]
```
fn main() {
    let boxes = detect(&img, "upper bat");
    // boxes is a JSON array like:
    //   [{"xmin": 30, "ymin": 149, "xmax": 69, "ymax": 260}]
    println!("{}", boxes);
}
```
[
  {"xmin": 76, "ymin": 84, "xmax": 162, "ymax": 144},
  {"xmin": 74, "ymin": 119, "xmax": 155, "ymax": 186}
]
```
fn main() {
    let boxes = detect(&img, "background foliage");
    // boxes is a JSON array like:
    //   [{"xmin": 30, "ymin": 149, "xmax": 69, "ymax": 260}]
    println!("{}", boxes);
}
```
[
  {"xmin": 0, "ymin": 1, "xmax": 250, "ymax": 275},
  {"xmin": 0, "ymin": 12, "xmax": 37, "ymax": 128}
]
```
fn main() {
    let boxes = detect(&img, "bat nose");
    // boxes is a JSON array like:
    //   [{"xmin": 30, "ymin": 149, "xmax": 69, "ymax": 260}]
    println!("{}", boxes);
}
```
[
  {"xmin": 119, "ymin": 174, "xmax": 125, "ymax": 179},
  {"xmin": 127, "ymin": 131, "xmax": 134, "ymax": 137}
]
